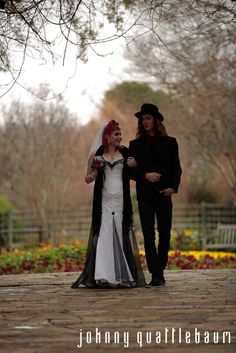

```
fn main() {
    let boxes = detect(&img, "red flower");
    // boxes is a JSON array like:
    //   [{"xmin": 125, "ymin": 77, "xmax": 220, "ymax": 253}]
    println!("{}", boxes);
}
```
[{"xmin": 91, "ymin": 156, "xmax": 104, "ymax": 170}]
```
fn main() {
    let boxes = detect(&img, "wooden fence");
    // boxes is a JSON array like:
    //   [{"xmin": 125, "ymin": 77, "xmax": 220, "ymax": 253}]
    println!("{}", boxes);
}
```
[{"xmin": 1, "ymin": 203, "xmax": 236, "ymax": 250}]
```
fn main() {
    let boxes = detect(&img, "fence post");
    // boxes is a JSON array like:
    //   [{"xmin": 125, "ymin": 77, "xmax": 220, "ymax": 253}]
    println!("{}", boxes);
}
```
[
  {"xmin": 7, "ymin": 210, "xmax": 13, "ymax": 251},
  {"xmin": 38, "ymin": 225, "xmax": 43, "ymax": 244},
  {"xmin": 201, "ymin": 202, "xmax": 207, "ymax": 249}
]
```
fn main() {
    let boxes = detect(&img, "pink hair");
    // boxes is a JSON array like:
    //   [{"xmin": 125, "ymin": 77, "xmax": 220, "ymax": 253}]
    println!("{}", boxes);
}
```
[{"xmin": 102, "ymin": 120, "xmax": 120, "ymax": 152}]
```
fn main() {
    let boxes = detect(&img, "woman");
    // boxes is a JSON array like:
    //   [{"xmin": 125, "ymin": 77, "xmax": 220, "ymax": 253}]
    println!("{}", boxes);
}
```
[{"xmin": 71, "ymin": 120, "xmax": 145, "ymax": 288}]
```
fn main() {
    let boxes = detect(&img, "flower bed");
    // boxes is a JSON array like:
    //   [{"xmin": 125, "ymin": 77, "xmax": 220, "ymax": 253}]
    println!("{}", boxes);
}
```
[
  {"xmin": 0, "ymin": 242, "xmax": 235, "ymax": 275},
  {"xmin": 0, "ymin": 242, "xmax": 86, "ymax": 275},
  {"xmin": 168, "ymin": 250, "xmax": 236, "ymax": 269}
]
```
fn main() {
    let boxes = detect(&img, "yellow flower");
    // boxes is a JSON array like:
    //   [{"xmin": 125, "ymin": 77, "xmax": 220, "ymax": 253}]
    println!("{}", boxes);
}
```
[
  {"xmin": 184, "ymin": 230, "xmax": 193, "ymax": 237},
  {"xmin": 168, "ymin": 250, "xmax": 236, "ymax": 260}
]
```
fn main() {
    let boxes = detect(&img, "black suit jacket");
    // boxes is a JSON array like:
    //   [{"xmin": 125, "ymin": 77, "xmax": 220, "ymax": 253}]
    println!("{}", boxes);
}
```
[{"xmin": 129, "ymin": 135, "xmax": 182, "ymax": 201}]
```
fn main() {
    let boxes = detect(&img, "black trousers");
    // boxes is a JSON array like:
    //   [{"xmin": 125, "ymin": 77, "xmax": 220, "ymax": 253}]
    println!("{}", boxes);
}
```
[{"xmin": 138, "ymin": 195, "xmax": 172, "ymax": 273}]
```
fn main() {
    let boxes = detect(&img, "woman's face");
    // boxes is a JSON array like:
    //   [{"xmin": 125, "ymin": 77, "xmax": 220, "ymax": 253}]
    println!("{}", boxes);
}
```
[
  {"xmin": 141, "ymin": 114, "xmax": 155, "ymax": 133},
  {"xmin": 107, "ymin": 129, "xmax": 122, "ymax": 147}
]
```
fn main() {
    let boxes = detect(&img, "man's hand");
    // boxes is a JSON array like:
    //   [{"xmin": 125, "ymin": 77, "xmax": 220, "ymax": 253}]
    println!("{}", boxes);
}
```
[
  {"xmin": 159, "ymin": 188, "xmax": 175, "ymax": 196},
  {"xmin": 145, "ymin": 172, "xmax": 161, "ymax": 183}
]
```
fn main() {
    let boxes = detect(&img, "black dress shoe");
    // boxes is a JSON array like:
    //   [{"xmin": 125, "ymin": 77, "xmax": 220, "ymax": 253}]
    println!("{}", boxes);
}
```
[
  {"xmin": 146, "ymin": 277, "xmax": 162, "ymax": 287},
  {"xmin": 157, "ymin": 270, "xmax": 166, "ymax": 285},
  {"xmin": 149, "ymin": 278, "xmax": 163, "ymax": 287},
  {"xmin": 146, "ymin": 270, "xmax": 166, "ymax": 287},
  {"xmin": 161, "ymin": 277, "xmax": 166, "ymax": 285},
  {"xmin": 161, "ymin": 272, "xmax": 166, "ymax": 285}
]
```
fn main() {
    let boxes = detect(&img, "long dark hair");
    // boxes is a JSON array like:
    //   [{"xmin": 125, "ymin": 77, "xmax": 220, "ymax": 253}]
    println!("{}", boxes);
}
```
[{"xmin": 136, "ymin": 116, "xmax": 167, "ymax": 138}]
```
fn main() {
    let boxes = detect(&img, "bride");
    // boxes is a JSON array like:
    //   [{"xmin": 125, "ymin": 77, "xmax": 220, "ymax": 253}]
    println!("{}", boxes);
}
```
[{"xmin": 71, "ymin": 120, "xmax": 145, "ymax": 288}]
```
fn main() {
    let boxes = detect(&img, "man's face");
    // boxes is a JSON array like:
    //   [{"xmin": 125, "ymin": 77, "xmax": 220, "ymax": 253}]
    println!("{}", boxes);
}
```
[{"xmin": 141, "ymin": 114, "xmax": 155, "ymax": 132}]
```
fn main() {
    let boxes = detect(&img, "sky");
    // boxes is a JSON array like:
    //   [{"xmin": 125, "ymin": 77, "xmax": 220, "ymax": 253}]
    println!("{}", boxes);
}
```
[{"xmin": 0, "ymin": 26, "xmax": 134, "ymax": 126}]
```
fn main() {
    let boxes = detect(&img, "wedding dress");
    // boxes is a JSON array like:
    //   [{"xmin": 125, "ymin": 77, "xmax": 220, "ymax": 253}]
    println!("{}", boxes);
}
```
[
  {"xmin": 71, "ymin": 146, "xmax": 145, "ymax": 289},
  {"xmin": 94, "ymin": 154, "xmax": 134, "ymax": 285}
]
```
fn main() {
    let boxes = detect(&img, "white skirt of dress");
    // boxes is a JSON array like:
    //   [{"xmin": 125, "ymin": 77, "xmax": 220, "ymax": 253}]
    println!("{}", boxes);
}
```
[{"xmin": 94, "ymin": 191, "xmax": 134, "ymax": 285}]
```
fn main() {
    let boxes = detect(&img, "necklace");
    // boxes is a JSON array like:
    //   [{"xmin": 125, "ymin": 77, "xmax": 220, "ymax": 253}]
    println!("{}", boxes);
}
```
[{"xmin": 105, "ymin": 150, "xmax": 119, "ymax": 161}]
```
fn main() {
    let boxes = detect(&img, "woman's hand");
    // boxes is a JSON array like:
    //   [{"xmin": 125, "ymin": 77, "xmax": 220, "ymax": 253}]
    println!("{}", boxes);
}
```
[
  {"xmin": 127, "ymin": 157, "xmax": 137, "ymax": 168},
  {"xmin": 145, "ymin": 172, "xmax": 161, "ymax": 183},
  {"xmin": 85, "ymin": 170, "xmax": 98, "ymax": 184}
]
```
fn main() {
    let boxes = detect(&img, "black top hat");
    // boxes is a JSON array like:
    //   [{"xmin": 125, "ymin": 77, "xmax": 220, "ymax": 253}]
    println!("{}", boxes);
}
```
[{"xmin": 135, "ymin": 103, "xmax": 164, "ymax": 122}]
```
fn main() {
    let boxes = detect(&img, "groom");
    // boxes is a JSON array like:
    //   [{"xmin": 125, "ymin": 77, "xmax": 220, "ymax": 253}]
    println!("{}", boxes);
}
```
[{"xmin": 128, "ymin": 103, "xmax": 182, "ymax": 286}]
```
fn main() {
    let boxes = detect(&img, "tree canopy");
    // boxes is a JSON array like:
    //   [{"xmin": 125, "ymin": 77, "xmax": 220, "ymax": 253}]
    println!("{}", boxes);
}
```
[
  {"xmin": 126, "ymin": 0, "xmax": 236, "ymax": 202},
  {"xmin": 1, "ymin": 1, "xmax": 235, "ymax": 74}
]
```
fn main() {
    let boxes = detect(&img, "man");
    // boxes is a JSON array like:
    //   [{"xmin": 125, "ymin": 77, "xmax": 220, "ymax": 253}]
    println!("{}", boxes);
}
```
[{"xmin": 128, "ymin": 103, "xmax": 182, "ymax": 286}]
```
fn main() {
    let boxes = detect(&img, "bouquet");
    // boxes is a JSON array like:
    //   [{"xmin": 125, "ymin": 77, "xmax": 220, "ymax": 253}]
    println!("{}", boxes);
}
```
[{"xmin": 91, "ymin": 156, "xmax": 104, "ymax": 170}]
